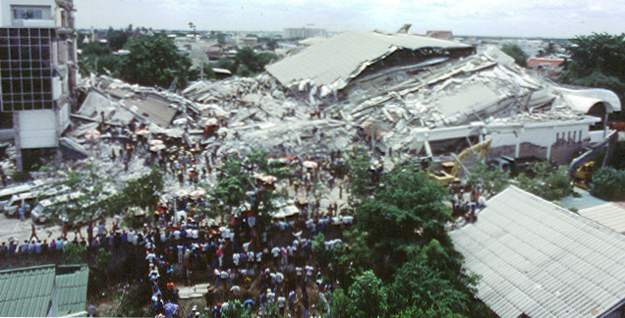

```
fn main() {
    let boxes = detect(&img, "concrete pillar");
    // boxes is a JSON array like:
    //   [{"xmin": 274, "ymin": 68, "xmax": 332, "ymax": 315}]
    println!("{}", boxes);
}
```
[
  {"xmin": 514, "ymin": 131, "xmax": 521, "ymax": 159},
  {"xmin": 424, "ymin": 140, "xmax": 433, "ymax": 157},
  {"xmin": 55, "ymin": 107, "xmax": 63, "ymax": 165},
  {"xmin": 604, "ymin": 112, "xmax": 609, "ymax": 139},
  {"xmin": 546, "ymin": 143, "xmax": 552, "ymax": 161},
  {"xmin": 12, "ymin": 112, "xmax": 23, "ymax": 172}
]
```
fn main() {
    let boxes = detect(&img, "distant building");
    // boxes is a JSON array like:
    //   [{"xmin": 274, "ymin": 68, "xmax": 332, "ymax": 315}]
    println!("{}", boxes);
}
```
[
  {"xmin": 527, "ymin": 57, "xmax": 566, "ymax": 78},
  {"xmin": 239, "ymin": 36, "xmax": 258, "ymax": 48},
  {"xmin": 283, "ymin": 27, "xmax": 328, "ymax": 40},
  {"xmin": 0, "ymin": 0, "xmax": 78, "ymax": 171},
  {"xmin": 425, "ymin": 30, "xmax": 453, "ymax": 40}
]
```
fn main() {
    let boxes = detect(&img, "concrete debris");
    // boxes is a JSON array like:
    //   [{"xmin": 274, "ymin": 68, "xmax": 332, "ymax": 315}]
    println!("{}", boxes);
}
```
[{"xmin": 68, "ymin": 46, "xmax": 617, "ymax": 165}]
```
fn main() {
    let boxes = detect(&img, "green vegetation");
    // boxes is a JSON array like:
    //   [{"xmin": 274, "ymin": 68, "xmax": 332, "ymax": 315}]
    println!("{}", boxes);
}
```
[
  {"xmin": 347, "ymin": 146, "xmax": 375, "ymax": 203},
  {"xmin": 217, "ymin": 47, "xmax": 277, "ymax": 77},
  {"xmin": 61, "ymin": 166, "xmax": 163, "ymax": 225},
  {"xmin": 467, "ymin": 162, "xmax": 510, "ymax": 196},
  {"xmin": 516, "ymin": 163, "xmax": 572, "ymax": 201},
  {"xmin": 590, "ymin": 167, "xmax": 625, "ymax": 201},
  {"xmin": 560, "ymin": 33, "xmax": 625, "ymax": 107},
  {"xmin": 211, "ymin": 150, "xmax": 286, "ymax": 229},
  {"xmin": 326, "ymin": 162, "xmax": 490, "ymax": 317},
  {"xmin": 501, "ymin": 44, "xmax": 528, "ymax": 67},
  {"xmin": 119, "ymin": 35, "xmax": 193, "ymax": 89},
  {"xmin": 79, "ymin": 29, "xmax": 277, "ymax": 88}
]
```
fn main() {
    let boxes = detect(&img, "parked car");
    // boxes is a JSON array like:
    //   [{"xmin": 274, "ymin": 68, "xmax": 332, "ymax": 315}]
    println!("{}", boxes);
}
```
[{"xmin": 31, "ymin": 192, "xmax": 83, "ymax": 223}]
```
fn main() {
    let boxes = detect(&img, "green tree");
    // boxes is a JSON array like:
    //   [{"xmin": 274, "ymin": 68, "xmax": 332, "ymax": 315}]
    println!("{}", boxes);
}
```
[
  {"xmin": 467, "ymin": 162, "xmax": 510, "ymax": 196},
  {"xmin": 356, "ymin": 163, "xmax": 451, "ymax": 278},
  {"xmin": 64, "ymin": 243, "xmax": 86, "ymax": 263},
  {"xmin": 560, "ymin": 33, "xmax": 625, "ymax": 106},
  {"xmin": 221, "ymin": 300, "xmax": 252, "ymax": 318},
  {"xmin": 121, "ymin": 167, "xmax": 164, "ymax": 210},
  {"xmin": 590, "ymin": 167, "xmax": 625, "ymax": 200},
  {"xmin": 389, "ymin": 241, "xmax": 481, "ymax": 317},
  {"xmin": 347, "ymin": 270, "xmax": 389, "ymax": 318},
  {"xmin": 230, "ymin": 48, "xmax": 278, "ymax": 76},
  {"xmin": 107, "ymin": 28, "xmax": 130, "ymax": 51},
  {"xmin": 347, "ymin": 146, "xmax": 374, "ymax": 203},
  {"xmin": 119, "ymin": 35, "xmax": 193, "ymax": 89},
  {"xmin": 501, "ymin": 44, "xmax": 528, "ymax": 67},
  {"xmin": 517, "ymin": 163, "xmax": 572, "ymax": 201},
  {"xmin": 329, "ymin": 288, "xmax": 351, "ymax": 318}
]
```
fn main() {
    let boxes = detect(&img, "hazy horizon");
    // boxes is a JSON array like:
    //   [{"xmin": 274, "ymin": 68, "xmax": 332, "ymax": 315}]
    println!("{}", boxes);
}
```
[{"xmin": 74, "ymin": 0, "xmax": 625, "ymax": 38}]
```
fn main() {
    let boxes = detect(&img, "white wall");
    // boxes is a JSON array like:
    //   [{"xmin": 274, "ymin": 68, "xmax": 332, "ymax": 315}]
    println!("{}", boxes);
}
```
[
  {"xmin": 18, "ymin": 109, "xmax": 58, "ymax": 149},
  {"xmin": 1, "ymin": 0, "xmax": 58, "ymax": 27},
  {"xmin": 489, "ymin": 122, "xmax": 592, "ymax": 149},
  {"xmin": 58, "ymin": 102, "xmax": 70, "ymax": 131}
]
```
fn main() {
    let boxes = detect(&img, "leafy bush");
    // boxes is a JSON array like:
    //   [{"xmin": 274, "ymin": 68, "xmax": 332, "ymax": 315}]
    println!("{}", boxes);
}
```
[
  {"xmin": 517, "ymin": 163, "xmax": 572, "ymax": 201},
  {"xmin": 590, "ymin": 167, "xmax": 625, "ymax": 201}
]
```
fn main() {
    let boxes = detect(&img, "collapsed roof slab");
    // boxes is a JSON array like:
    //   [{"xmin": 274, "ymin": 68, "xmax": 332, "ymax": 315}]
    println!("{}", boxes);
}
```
[
  {"xmin": 125, "ymin": 93, "xmax": 178, "ymax": 128},
  {"xmin": 266, "ymin": 31, "xmax": 471, "ymax": 91}
]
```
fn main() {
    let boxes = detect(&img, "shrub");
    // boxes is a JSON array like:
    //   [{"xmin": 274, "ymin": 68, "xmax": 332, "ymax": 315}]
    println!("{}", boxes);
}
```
[{"xmin": 590, "ymin": 167, "xmax": 625, "ymax": 201}]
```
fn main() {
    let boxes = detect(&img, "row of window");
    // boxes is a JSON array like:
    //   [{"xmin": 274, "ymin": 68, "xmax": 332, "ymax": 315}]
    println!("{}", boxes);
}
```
[
  {"xmin": 0, "ymin": 100, "xmax": 54, "ymax": 112},
  {"xmin": 2, "ymin": 79, "xmax": 53, "ymax": 92},
  {"xmin": 0, "ymin": 28, "xmax": 54, "ymax": 37},
  {"xmin": 12, "ymin": 6, "xmax": 52, "ymax": 21},
  {"xmin": 555, "ymin": 130, "xmax": 584, "ymax": 143},
  {"xmin": 0, "ymin": 38, "xmax": 53, "ymax": 46}
]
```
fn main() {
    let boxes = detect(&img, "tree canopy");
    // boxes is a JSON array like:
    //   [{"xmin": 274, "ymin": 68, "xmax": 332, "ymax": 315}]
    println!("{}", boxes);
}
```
[
  {"xmin": 326, "ymin": 161, "xmax": 489, "ymax": 317},
  {"xmin": 560, "ymin": 33, "xmax": 625, "ymax": 109},
  {"xmin": 118, "ymin": 35, "xmax": 193, "ymax": 89},
  {"xmin": 501, "ymin": 44, "xmax": 528, "ymax": 67}
]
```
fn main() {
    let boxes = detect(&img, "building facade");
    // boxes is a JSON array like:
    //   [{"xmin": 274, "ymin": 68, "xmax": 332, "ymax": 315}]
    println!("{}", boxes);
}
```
[
  {"xmin": 0, "ymin": 0, "xmax": 77, "ymax": 170},
  {"xmin": 283, "ymin": 27, "xmax": 328, "ymax": 40}
]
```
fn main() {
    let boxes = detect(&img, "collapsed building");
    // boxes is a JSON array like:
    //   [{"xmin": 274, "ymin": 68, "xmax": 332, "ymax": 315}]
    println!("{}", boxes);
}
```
[
  {"xmin": 2, "ymin": 29, "xmax": 620, "ymax": 180},
  {"xmin": 263, "ymin": 30, "xmax": 621, "ymax": 166}
]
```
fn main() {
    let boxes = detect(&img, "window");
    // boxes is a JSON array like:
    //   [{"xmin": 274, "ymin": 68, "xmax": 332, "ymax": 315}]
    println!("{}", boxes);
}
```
[
  {"xmin": 0, "ymin": 28, "xmax": 55, "ymax": 112},
  {"xmin": 11, "ymin": 6, "xmax": 51, "ymax": 20}
]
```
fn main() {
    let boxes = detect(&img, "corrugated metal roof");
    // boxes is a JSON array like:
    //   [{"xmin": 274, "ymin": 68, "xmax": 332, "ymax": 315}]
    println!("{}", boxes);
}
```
[
  {"xmin": 52, "ymin": 265, "xmax": 89, "ymax": 316},
  {"xmin": 0, "ymin": 265, "xmax": 89, "ymax": 317},
  {"xmin": 580, "ymin": 203, "xmax": 625, "ymax": 234},
  {"xmin": 451, "ymin": 186, "xmax": 625, "ymax": 318},
  {"xmin": 0, "ymin": 265, "xmax": 56, "ymax": 317},
  {"xmin": 266, "ymin": 31, "xmax": 469, "ymax": 89}
]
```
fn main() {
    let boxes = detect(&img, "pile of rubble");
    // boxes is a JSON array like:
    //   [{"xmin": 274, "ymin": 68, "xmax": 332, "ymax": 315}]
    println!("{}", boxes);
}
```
[{"xmin": 68, "ymin": 47, "xmax": 606, "ymax": 166}]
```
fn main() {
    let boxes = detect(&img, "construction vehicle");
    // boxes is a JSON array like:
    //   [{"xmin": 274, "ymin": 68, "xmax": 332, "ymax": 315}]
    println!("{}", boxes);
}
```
[
  {"xmin": 574, "ymin": 161, "xmax": 595, "ymax": 189},
  {"xmin": 428, "ymin": 139, "xmax": 492, "ymax": 186}
]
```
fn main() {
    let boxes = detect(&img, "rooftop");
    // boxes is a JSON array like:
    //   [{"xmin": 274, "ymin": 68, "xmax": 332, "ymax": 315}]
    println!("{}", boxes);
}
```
[
  {"xmin": 266, "ymin": 31, "xmax": 470, "ymax": 89},
  {"xmin": 451, "ymin": 186, "xmax": 625, "ymax": 318},
  {"xmin": 0, "ymin": 264, "xmax": 89, "ymax": 317}
]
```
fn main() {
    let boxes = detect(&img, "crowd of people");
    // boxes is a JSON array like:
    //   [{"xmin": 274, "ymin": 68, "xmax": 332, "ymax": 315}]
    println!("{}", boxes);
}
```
[
  {"xmin": 0, "ymin": 108, "xmax": 496, "ymax": 318},
  {"xmin": 1, "ymin": 114, "xmax": 358, "ymax": 318}
]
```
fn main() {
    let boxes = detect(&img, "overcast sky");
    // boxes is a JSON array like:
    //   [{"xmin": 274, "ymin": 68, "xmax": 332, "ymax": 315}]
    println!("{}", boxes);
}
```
[{"xmin": 74, "ymin": 0, "xmax": 625, "ymax": 38}]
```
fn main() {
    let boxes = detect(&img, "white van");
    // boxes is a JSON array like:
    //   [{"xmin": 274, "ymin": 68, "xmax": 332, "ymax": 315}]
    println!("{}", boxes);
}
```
[
  {"xmin": 31, "ymin": 191, "xmax": 83, "ymax": 223},
  {"xmin": 4, "ymin": 185, "xmax": 71, "ymax": 217},
  {"xmin": 0, "ymin": 179, "xmax": 55, "ymax": 212}
]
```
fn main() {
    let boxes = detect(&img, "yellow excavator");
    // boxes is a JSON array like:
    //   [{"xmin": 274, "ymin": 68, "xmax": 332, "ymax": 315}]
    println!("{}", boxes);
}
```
[
  {"xmin": 429, "ymin": 139, "xmax": 492, "ymax": 186},
  {"xmin": 573, "ymin": 161, "xmax": 595, "ymax": 189}
]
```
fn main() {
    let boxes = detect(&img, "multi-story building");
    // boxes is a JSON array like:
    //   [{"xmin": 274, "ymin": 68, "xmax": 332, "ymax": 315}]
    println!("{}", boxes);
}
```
[
  {"xmin": 283, "ymin": 27, "xmax": 328, "ymax": 40},
  {"xmin": 0, "ymin": 0, "xmax": 77, "ymax": 171}
]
